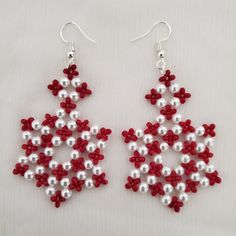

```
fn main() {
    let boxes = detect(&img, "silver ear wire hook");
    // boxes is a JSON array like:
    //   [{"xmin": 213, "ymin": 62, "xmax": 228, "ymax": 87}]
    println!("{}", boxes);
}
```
[
  {"xmin": 60, "ymin": 21, "xmax": 96, "ymax": 65},
  {"xmin": 130, "ymin": 21, "xmax": 171, "ymax": 73}
]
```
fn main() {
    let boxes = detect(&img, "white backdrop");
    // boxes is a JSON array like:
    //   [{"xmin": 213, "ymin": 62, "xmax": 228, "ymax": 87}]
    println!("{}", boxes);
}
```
[{"xmin": 0, "ymin": 0, "xmax": 236, "ymax": 236}]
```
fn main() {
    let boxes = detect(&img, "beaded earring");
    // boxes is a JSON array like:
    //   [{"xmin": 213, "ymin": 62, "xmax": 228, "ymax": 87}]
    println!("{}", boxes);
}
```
[
  {"xmin": 12, "ymin": 21, "xmax": 112, "ymax": 208},
  {"xmin": 121, "ymin": 21, "xmax": 221, "ymax": 212}
]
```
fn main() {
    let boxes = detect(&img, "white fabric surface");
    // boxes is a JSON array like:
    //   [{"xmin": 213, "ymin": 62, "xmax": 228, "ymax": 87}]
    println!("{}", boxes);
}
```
[{"xmin": 0, "ymin": 0, "xmax": 236, "ymax": 235}]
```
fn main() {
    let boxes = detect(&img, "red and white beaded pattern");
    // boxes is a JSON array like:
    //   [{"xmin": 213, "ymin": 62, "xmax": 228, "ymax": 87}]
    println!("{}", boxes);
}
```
[
  {"xmin": 122, "ymin": 69, "xmax": 221, "ymax": 212},
  {"xmin": 13, "ymin": 64, "xmax": 112, "ymax": 208}
]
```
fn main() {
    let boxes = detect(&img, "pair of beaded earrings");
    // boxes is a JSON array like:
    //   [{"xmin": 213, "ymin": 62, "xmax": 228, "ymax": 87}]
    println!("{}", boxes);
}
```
[{"xmin": 12, "ymin": 21, "xmax": 221, "ymax": 212}]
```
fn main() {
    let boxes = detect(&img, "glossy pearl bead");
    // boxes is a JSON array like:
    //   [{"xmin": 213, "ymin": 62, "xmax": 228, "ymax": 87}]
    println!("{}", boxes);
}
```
[
  {"xmin": 196, "ymin": 161, "xmax": 206, "ymax": 170},
  {"xmin": 173, "ymin": 142, "xmax": 183, "ymax": 152},
  {"xmin": 162, "ymin": 166, "xmax": 171, "ymax": 176},
  {"xmin": 139, "ymin": 182, "xmax": 149, "ymax": 193},
  {"xmin": 163, "ymin": 184, "xmax": 173, "ymax": 193},
  {"xmin": 157, "ymin": 98, "xmax": 167, "ymax": 108},
  {"xmin": 205, "ymin": 164, "xmax": 215, "ymax": 173},
  {"xmin": 196, "ymin": 143, "xmax": 205, "ymax": 153},
  {"xmin": 24, "ymin": 170, "xmax": 34, "ymax": 180},
  {"xmin": 56, "ymin": 109, "xmax": 65, "ymax": 118},
  {"xmin": 90, "ymin": 126, "xmax": 99, "ymax": 135},
  {"xmin": 67, "ymin": 120, "xmax": 76, "ymax": 131},
  {"xmin": 62, "ymin": 161, "xmax": 72, "ymax": 171},
  {"xmin": 31, "ymin": 136, "xmax": 41, "ymax": 146},
  {"xmin": 58, "ymin": 90, "xmax": 68, "ymax": 99},
  {"xmin": 61, "ymin": 189, "xmax": 72, "ymax": 199},
  {"xmin": 158, "ymin": 125, "xmax": 167, "ymax": 135},
  {"xmin": 77, "ymin": 171, "xmax": 86, "ymax": 180},
  {"xmin": 135, "ymin": 129, "xmax": 144, "ymax": 138},
  {"xmin": 160, "ymin": 142, "xmax": 169, "ymax": 152},
  {"xmin": 161, "ymin": 195, "xmax": 171, "ymax": 205},
  {"xmin": 18, "ymin": 155, "xmax": 28, "ymax": 164},
  {"xmin": 156, "ymin": 115, "xmax": 165, "ymax": 124},
  {"xmin": 93, "ymin": 166, "xmax": 102, "ymax": 175},
  {"xmin": 44, "ymin": 147, "xmax": 54, "ymax": 156},
  {"xmin": 204, "ymin": 137, "xmax": 214, "ymax": 147},
  {"xmin": 22, "ymin": 131, "xmax": 32, "ymax": 140},
  {"xmin": 154, "ymin": 154, "xmax": 163, "ymax": 163},
  {"xmin": 140, "ymin": 164, "xmax": 149, "ymax": 173},
  {"xmin": 41, "ymin": 126, "xmax": 50, "ymax": 135},
  {"xmin": 191, "ymin": 173, "xmax": 200, "ymax": 182},
  {"xmin": 130, "ymin": 169, "xmax": 141, "ymax": 179},
  {"xmin": 45, "ymin": 186, "xmax": 55, "ymax": 196},
  {"xmin": 172, "ymin": 114, "xmax": 182, "ymax": 123},
  {"xmin": 179, "ymin": 192, "xmax": 189, "ymax": 202},
  {"xmin": 70, "ymin": 150, "xmax": 80, "ymax": 159},
  {"xmin": 138, "ymin": 145, "xmax": 148, "ymax": 156},
  {"xmin": 176, "ymin": 182, "xmax": 186, "ymax": 192},
  {"xmin": 71, "ymin": 77, "xmax": 81, "ymax": 87},
  {"xmin": 156, "ymin": 84, "xmax": 167, "ymax": 94},
  {"xmin": 97, "ymin": 140, "xmax": 106, "ymax": 149},
  {"xmin": 170, "ymin": 83, "xmax": 180, "ymax": 93},
  {"xmin": 48, "ymin": 176, "xmax": 57, "ymax": 186},
  {"xmin": 66, "ymin": 137, "xmax": 76, "ymax": 147},
  {"xmin": 81, "ymin": 131, "xmax": 91, "ymax": 140},
  {"xmin": 196, "ymin": 126, "xmax": 204, "ymax": 136},
  {"xmin": 85, "ymin": 178, "xmax": 94, "ymax": 189},
  {"xmin": 86, "ymin": 142, "xmax": 96, "ymax": 153},
  {"xmin": 60, "ymin": 77, "xmax": 70, "ymax": 87},
  {"xmin": 170, "ymin": 97, "xmax": 180, "ymax": 107},
  {"xmin": 52, "ymin": 136, "xmax": 62, "ymax": 146},
  {"xmin": 55, "ymin": 119, "xmax": 65, "ymax": 128},
  {"xmin": 180, "ymin": 154, "xmax": 190, "ymax": 163},
  {"xmin": 32, "ymin": 120, "xmax": 41, "ymax": 130},
  {"xmin": 172, "ymin": 125, "xmax": 182, "ymax": 134},
  {"xmin": 146, "ymin": 175, "xmax": 157, "ymax": 185},
  {"xmin": 29, "ymin": 153, "xmax": 38, "ymax": 163},
  {"xmin": 186, "ymin": 133, "xmax": 196, "ymax": 141},
  {"xmin": 70, "ymin": 110, "xmax": 80, "ymax": 120},
  {"xmin": 175, "ymin": 166, "xmax": 184, "ymax": 175},
  {"xmin": 84, "ymin": 160, "xmax": 94, "ymax": 170},
  {"xmin": 60, "ymin": 178, "xmax": 70, "ymax": 188},
  {"xmin": 200, "ymin": 177, "xmax": 209, "ymax": 187},
  {"xmin": 143, "ymin": 134, "xmax": 153, "ymax": 144},
  {"xmin": 49, "ymin": 160, "xmax": 58, "ymax": 169},
  {"xmin": 69, "ymin": 91, "xmax": 79, "ymax": 101},
  {"xmin": 35, "ymin": 166, "xmax": 45, "ymax": 174},
  {"xmin": 128, "ymin": 142, "xmax": 137, "ymax": 152}
]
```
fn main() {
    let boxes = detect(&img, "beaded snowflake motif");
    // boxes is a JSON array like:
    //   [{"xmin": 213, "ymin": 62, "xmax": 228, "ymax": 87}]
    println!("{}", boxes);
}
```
[
  {"xmin": 13, "ymin": 64, "xmax": 112, "ymax": 208},
  {"xmin": 122, "ymin": 69, "xmax": 221, "ymax": 213}
]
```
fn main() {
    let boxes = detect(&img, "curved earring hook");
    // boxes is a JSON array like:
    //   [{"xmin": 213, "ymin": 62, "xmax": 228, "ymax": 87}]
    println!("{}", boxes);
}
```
[
  {"xmin": 60, "ymin": 21, "xmax": 96, "ymax": 44},
  {"xmin": 130, "ymin": 21, "xmax": 171, "ymax": 50}
]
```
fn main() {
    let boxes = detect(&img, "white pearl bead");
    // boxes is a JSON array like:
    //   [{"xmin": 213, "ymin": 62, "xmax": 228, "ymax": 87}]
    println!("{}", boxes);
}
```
[
  {"xmin": 62, "ymin": 161, "xmax": 72, "ymax": 171},
  {"xmin": 86, "ymin": 142, "xmax": 96, "ymax": 152},
  {"xmin": 55, "ymin": 119, "xmax": 65, "ymax": 128},
  {"xmin": 81, "ymin": 131, "xmax": 91, "ymax": 140},
  {"xmin": 143, "ymin": 134, "xmax": 153, "ymax": 144},
  {"xmin": 41, "ymin": 126, "xmax": 50, "ymax": 135},
  {"xmin": 61, "ymin": 189, "xmax": 72, "ymax": 199},
  {"xmin": 191, "ymin": 173, "xmax": 201, "ymax": 182},
  {"xmin": 139, "ymin": 182, "xmax": 149, "ymax": 193},
  {"xmin": 146, "ymin": 175, "xmax": 157, "ymax": 185},
  {"xmin": 179, "ymin": 192, "xmax": 189, "ymax": 202},
  {"xmin": 140, "ymin": 164, "xmax": 149, "ymax": 173},
  {"xmin": 173, "ymin": 142, "xmax": 183, "ymax": 152},
  {"xmin": 29, "ymin": 153, "xmax": 38, "ymax": 163},
  {"xmin": 175, "ymin": 166, "xmax": 184, "ymax": 175},
  {"xmin": 22, "ymin": 131, "xmax": 32, "ymax": 140},
  {"xmin": 205, "ymin": 164, "xmax": 215, "ymax": 173},
  {"xmin": 52, "ymin": 136, "xmax": 62, "ymax": 146},
  {"xmin": 196, "ymin": 143, "xmax": 205, "ymax": 153},
  {"xmin": 176, "ymin": 182, "xmax": 186, "ymax": 192},
  {"xmin": 196, "ymin": 161, "xmax": 206, "ymax": 170},
  {"xmin": 49, "ymin": 160, "xmax": 58, "ymax": 169},
  {"xmin": 71, "ymin": 77, "xmax": 81, "ymax": 87},
  {"xmin": 70, "ymin": 110, "xmax": 80, "ymax": 120},
  {"xmin": 31, "ymin": 120, "xmax": 41, "ymax": 130},
  {"xmin": 58, "ymin": 90, "xmax": 68, "ymax": 99},
  {"xmin": 24, "ymin": 170, "xmax": 34, "ymax": 180},
  {"xmin": 135, "ymin": 129, "xmax": 144, "ymax": 138},
  {"xmin": 172, "ymin": 125, "xmax": 182, "ymax": 134},
  {"xmin": 48, "ymin": 176, "xmax": 57, "ymax": 186},
  {"xmin": 160, "ymin": 142, "xmax": 169, "ymax": 152},
  {"xmin": 44, "ymin": 147, "xmax": 54, "ymax": 156},
  {"xmin": 154, "ymin": 154, "xmax": 163, "ymax": 163},
  {"xmin": 90, "ymin": 126, "xmax": 99, "ymax": 135},
  {"xmin": 97, "ymin": 140, "xmax": 106, "ymax": 149},
  {"xmin": 157, "ymin": 98, "xmax": 167, "ymax": 108},
  {"xmin": 60, "ymin": 77, "xmax": 70, "ymax": 87},
  {"xmin": 180, "ymin": 154, "xmax": 190, "ymax": 163},
  {"xmin": 196, "ymin": 126, "xmax": 205, "ymax": 136},
  {"xmin": 172, "ymin": 114, "xmax": 182, "ymax": 123},
  {"xmin": 31, "ymin": 136, "xmax": 41, "ymax": 146},
  {"xmin": 186, "ymin": 133, "xmax": 196, "ymax": 141},
  {"xmin": 18, "ymin": 155, "xmax": 28, "ymax": 164},
  {"xmin": 45, "ymin": 186, "xmax": 55, "ymax": 196},
  {"xmin": 170, "ymin": 97, "xmax": 180, "ymax": 107},
  {"xmin": 77, "ymin": 171, "xmax": 86, "ymax": 180},
  {"xmin": 66, "ymin": 137, "xmax": 76, "ymax": 147},
  {"xmin": 128, "ymin": 142, "xmax": 138, "ymax": 152},
  {"xmin": 158, "ymin": 125, "xmax": 167, "ymax": 135},
  {"xmin": 200, "ymin": 177, "xmax": 209, "ymax": 188},
  {"xmin": 67, "ymin": 120, "xmax": 77, "ymax": 131},
  {"xmin": 156, "ymin": 115, "xmax": 165, "ymax": 124},
  {"xmin": 35, "ymin": 166, "xmax": 45, "ymax": 174},
  {"xmin": 204, "ymin": 137, "xmax": 214, "ymax": 147},
  {"xmin": 162, "ymin": 166, "xmax": 171, "ymax": 176},
  {"xmin": 69, "ymin": 91, "xmax": 79, "ymax": 101},
  {"xmin": 84, "ymin": 160, "xmax": 94, "ymax": 169},
  {"xmin": 161, "ymin": 195, "xmax": 171, "ymax": 205},
  {"xmin": 170, "ymin": 83, "xmax": 180, "ymax": 93},
  {"xmin": 70, "ymin": 150, "xmax": 80, "ymax": 159},
  {"xmin": 60, "ymin": 177, "xmax": 70, "ymax": 187},
  {"xmin": 85, "ymin": 178, "xmax": 94, "ymax": 189},
  {"xmin": 156, "ymin": 84, "xmax": 167, "ymax": 94},
  {"xmin": 163, "ymin": 184, "xmax": 173, "ymax": 193},
  {"xmin": 56, "ymin": 109, "xmax": 66, "ymax": 118},
  {"xmin": 93, "ymin": 166, "xmax": 102, "ymax": 175},
  {"xmin": 130, "ymin": 169, "xmax": 141, "ymax": 179},
  {"xmin": 138, "ymin": 145, "xmax": 148, "ymax": 156}
]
